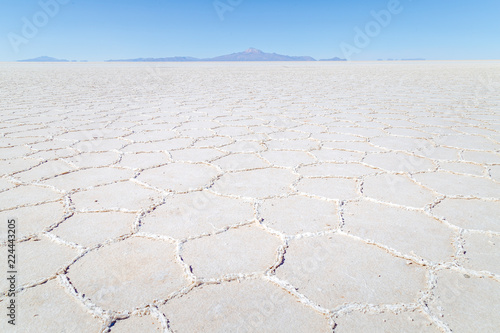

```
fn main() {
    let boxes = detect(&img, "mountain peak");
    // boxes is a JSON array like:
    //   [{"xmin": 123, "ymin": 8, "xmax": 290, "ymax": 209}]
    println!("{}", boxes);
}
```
[{"xmin": 244, "ymin": 48, "xmax": 263, "ymax": 54}]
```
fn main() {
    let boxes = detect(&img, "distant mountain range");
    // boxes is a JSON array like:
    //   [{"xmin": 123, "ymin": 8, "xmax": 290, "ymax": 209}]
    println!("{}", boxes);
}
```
[
  {"xmin": 18, "ymin": 56, "xmax": 69, "ymax": 62},
  {"xmin": 204, "ymin": 48, "xmax": 316, "ymax": 61},
  {"xmin": 17, "ymin": 56, "xmax": 88, "ymax": 62},
  {"xmin": 320, "ymin": 57, "xmax": 347, "ymax": 61},
  {"xmin": 105, "ymin": 48, "xmax": 346, "ymax": 62},
  {"xmin": 15, "ymin": 51, "xmax": 427, "ymax": 63},
  {"xmin": 107, "ymin": 56, "xmax": 200, "ymax": 62},
  {"xmin": 18, "ymin": 50, "xmax": 428, "ymax": 62}
]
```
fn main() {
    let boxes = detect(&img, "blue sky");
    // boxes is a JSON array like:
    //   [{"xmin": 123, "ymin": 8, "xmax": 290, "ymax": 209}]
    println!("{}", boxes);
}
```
[{"xmin": 0, "ymin": 0, "xmax": 499, "ymax": 61}]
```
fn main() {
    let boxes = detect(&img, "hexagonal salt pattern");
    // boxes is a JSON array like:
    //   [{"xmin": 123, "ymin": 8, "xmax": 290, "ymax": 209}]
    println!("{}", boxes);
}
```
[
  {"xmin": 110, "ymin": 314, "xmax": 163, "ymax": 332},
  {"xmin": 211, "ymin": 167, "xmax": 297, "ymax": 199},
  {"xmin": 275, "ymin": 234, "xmax": 428, "ymax": 308},
  {"xmin": 181, "ymin": 225, "xmax": 282, "ymax": 279},
  {"xmin": 1, "ymin": 62, "xmax": 499, "ymax": 331},
  {"xmin": 137, "ymin": 162, "xmax": 220, "ymax": 192},
  {"xmin": 160, "ymin": 279, "xmax": 332, "ymax": 332},
  {"xmin": 259, "ymin": 195, "xmax": 339, "ymax": 235},
  {"xmin": 0, "ymin": 279, "xmax": 102, "ymax": 333},
  {"xmin": 66, "ymin": 237, "xmax": 186, "ymax": 311},
  {"xmin": 333, "ymin": 309, "xmax": 439, "ymax": 332},
  {"xmin": 428, "ymin": 270, "xmax": 500, "ymax": 332},
  {"xmin": 0, "ymin": 201, "xmax": 66, "ymax": 241},
  {"xmin": 0, "ymin": 237, "xmax": 78, "ymax": 292},
  {"xmin": 343, "ymin": 200, "xmax": 455, "ymax": 263},
  {"xmin": 141, "ymin": 191, "xmax": 255, "ymax": 239}
]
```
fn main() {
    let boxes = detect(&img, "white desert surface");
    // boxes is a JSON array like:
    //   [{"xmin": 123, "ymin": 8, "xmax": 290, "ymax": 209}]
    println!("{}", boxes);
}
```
[{"xmin": 0, "ymin": 61, "xmax": 499, "ymax": 332}]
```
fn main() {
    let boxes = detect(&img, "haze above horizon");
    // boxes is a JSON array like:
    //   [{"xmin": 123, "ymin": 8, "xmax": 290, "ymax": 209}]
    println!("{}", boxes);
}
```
[{"xmin": 1, "ymin": 0, "xmax": 499, "ymax": 62}]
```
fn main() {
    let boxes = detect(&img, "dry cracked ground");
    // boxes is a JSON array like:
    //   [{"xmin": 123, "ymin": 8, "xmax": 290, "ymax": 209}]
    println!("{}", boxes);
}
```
[{"xmin": 0, "ymin": 61, "xmax": 499, "ymax": 333}]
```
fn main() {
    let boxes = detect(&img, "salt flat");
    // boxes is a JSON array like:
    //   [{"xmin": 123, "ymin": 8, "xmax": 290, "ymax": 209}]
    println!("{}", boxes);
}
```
[{"xmin": 0, "ymin": 61, "xmax": 499, "ymax": 332}]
